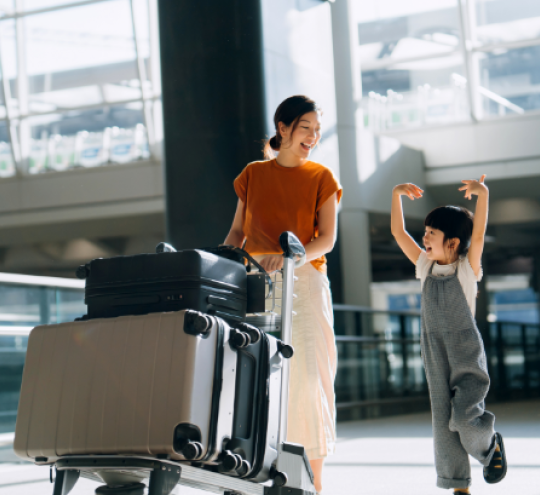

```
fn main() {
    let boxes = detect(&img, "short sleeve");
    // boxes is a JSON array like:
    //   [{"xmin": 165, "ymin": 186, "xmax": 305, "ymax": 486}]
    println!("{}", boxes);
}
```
[
  {"xmin": 464, "ymin": 255, "xmax": 483, "ymax": 282},
  {"xmin": 233, "ymin": 165, "xmax": 249, "ymax": 203},
  {"xmin": 415, "ymin": 251, "xmax": 431, "ymax": 283},
  {"xmin": 316, "ymin": 168, "xmax": 343, "ymax": 212}
]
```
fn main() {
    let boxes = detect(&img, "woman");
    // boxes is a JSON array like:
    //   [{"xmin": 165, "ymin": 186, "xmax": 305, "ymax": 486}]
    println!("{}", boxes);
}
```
[{"xmin": 224, "ymin": 95, "xmax": 342, "ymax": 493}]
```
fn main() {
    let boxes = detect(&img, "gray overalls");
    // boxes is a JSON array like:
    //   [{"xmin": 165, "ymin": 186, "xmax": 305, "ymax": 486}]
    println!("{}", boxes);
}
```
[{"xmin": 421, "ymin": 261, "xmax": 497, "ymax": 489}]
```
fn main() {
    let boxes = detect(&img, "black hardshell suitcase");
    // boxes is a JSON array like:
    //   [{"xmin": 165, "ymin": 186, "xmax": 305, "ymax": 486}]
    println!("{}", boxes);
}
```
[
  {"xmin": 222, "ymin": 322, "xmax": 288, "ymax": 481},
  {"xmin": 77, "ymin": 249, "xmax": 248, "ymax": 321}
]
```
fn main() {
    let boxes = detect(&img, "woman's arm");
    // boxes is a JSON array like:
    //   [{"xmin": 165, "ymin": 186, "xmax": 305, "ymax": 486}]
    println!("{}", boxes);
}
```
[
  {"xmin": 391, "ymin": 183, "xmax": 424, "ymax": 264},
  {"xmin": 458, "ymin": 174, "xmax": 488, "ymax": 277},
  {"xmin": 223, "ymin": 199, "xmax": 246, "ymax": 248},
  {"xmin": 304, "ymin": 193, "xmax": 338, "ymax": 262},
  {"xmin": 259, "ymin": 193, "xmax": 339, "ymax": 273}
]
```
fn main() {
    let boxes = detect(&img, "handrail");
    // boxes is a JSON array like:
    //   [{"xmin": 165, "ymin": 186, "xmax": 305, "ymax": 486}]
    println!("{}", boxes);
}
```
[
  {"xmin": 478, "ymin": 87, "xmax": 524, "ymax": 115},
  {"xmin": 0, "ymin": 272, "xmax": 85, "ymax": 289},
  {"xmin": 0, "ymin": 326, "xmax": 33, "ymax": 336},
  {"xmin": 451, "ymin": 74, "xmax": 524, "ymax": 115},
  {"xmin": 333, "ymin": 304, "xmax": 421, "ymax": 316}
]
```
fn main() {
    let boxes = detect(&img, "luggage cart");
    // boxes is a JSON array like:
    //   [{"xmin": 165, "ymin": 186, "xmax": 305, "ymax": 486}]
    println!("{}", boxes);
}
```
[{"xmin": 45, "ymin": 232, "xmax": 316, "ymax": 495}]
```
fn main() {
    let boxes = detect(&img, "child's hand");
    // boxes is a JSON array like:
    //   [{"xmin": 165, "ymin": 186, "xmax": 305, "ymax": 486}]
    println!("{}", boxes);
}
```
[
  {"xmin": 393, "ymin": 183, "xmax": 424, "ymax": 201},
  {"xmin": 458, "ymin": 174, "xmax": 488, "ymax": 200}
]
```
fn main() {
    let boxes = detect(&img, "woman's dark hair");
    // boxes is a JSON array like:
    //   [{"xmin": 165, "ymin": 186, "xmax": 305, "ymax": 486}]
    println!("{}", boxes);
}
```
[
  {"xmin": 264, "ymin": 95, "xmax": 320, "ymax": 159},
  {"xmin": 424, "ymin": 205, "xmax": 474, "ymax": 256}
]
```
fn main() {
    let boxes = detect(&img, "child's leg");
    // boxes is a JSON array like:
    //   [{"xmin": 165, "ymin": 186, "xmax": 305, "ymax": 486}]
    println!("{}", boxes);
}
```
[
  {"xmin": 444, "ymin": 326, "xmax": 497, "ymax": 466},
  {"xmin": 422, "ymin": 331, "xmax": 472, "ymax": 490}
]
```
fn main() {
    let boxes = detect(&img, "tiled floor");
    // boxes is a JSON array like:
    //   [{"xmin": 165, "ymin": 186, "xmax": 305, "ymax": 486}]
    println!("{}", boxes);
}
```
[{"xmin": 1, "ymin": 400, "xmax": 538, "ymax": 495}]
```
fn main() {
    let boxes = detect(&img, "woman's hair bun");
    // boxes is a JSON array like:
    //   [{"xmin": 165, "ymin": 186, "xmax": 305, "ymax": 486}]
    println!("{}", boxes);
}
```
[{"xmin": 269, "ymin": 135, "xmax": 280, "ymax": 151}]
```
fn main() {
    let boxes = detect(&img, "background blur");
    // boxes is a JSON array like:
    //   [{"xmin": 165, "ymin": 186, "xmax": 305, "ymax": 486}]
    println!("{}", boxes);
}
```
[{"xmin": 0, "ymin": 0, "xmax": 539, "ymax": 432}]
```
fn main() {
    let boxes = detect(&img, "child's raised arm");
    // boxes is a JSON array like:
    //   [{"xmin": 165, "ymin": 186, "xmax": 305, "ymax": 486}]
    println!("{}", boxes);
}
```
[
  {"xmin": 458, "ymin": 174, "xmax": 488, "ymax": 277},
  {"xmin": 391, "ymin": 183, "xmax": 424, "ymax": 264}
]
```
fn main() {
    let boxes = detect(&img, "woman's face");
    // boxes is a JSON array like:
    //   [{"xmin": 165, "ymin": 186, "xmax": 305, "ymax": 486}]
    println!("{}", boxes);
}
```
[{"xmin": 279, "ymin": 111, "xmax": 321, "ymax": 159}]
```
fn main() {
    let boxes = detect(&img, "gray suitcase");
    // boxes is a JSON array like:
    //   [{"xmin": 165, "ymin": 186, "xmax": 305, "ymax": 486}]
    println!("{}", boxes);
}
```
[{"xmin": 14, "ymin": 309, "xmax": 244, "ymax": 464}]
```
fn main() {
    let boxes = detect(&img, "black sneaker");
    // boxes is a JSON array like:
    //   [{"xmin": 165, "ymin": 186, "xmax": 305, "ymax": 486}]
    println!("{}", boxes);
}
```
[{"xmin": 483, "ymin": 432, "xmax": 507, "ymax": 484}]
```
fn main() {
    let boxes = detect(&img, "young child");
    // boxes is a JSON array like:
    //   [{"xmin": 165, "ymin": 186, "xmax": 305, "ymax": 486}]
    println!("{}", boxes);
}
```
[{"xmin": 391, "ymin": 175, "xmax": 507, "ymax": 494}]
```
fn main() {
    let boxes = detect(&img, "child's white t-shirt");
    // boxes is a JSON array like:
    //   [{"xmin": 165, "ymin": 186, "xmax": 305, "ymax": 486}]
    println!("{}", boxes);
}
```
[{"xmin": 415, "ymin": 251, "xmax": 482, "ymax": 317}]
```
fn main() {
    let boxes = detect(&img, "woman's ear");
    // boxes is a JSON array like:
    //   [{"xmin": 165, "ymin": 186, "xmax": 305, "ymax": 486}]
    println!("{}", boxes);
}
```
[{"xmin": 277, "ymin": 121, "xmax": 288, "ymax": 139}]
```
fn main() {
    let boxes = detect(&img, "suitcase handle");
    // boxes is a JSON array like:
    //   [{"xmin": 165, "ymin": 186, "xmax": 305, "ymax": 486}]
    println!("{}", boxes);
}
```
[{"xmin": 203, "ymin": 245, "xmax": 273, "ymax": 300}]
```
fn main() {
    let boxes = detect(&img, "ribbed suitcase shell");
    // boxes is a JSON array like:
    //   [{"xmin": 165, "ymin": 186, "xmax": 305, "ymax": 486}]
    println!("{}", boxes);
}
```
[
  {"xmin": 14, "ymin": 311, "xmax": 237, "ymax": 462},
  {"xmin": 83, "ymin": 250, "xmax": 248, "ymax": 321}
]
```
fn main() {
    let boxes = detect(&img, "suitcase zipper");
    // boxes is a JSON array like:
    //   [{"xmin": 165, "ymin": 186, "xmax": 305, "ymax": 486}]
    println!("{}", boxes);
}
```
[{"xmin": 86, "ymin": 277, "xmax": 247, "ymax": 296}]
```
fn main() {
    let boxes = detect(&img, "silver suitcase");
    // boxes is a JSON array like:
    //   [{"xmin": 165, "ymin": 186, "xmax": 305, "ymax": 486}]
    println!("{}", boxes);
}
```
[{"xmin": 14, "ymin": 309, "xmax": 242, "ymax": 464}]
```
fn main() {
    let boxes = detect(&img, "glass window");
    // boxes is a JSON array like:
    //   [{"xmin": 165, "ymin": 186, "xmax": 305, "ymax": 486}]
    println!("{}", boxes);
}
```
[
  {"xmin": 52, "ymin": 288, "xmax": 86, "ymax": 323},
  {"xmin": 0, "ymin": 121, "xmax": 14, "ymax": 177},
  {"xmin": 477, "ymin": 46, "xmax": 540, "ymax": 116},
  {"xmin": 25, "ymin": 0, "xmax": 140, "ymax": 114},
  {"xmin": 22, "ymin": 0, "xmax": 77, "ymax": 10},
  {"xmin": 27, "ymin": 102, "xmax": 149, "ymax": 173},
  {"xmin": 474, "ymin": 0, "xmax": 540, "ymax": 46},
  {"xmin": 0, "ymin": 284, "xmax": 43, "ymax": 326},
  {"xmin": 357, "ymin": 0, "xmax": 461, "ymax": 66},
  {"xmin": 362, "ymin": 59, "xmax": 469, "ymax": 129},
  {"xmin": 0, "ymin": 0, "xmax": 13, "ymax": 16},
  {"xmin": 0, "ymin": 19, "xmax": 18, "ymax": 118}
]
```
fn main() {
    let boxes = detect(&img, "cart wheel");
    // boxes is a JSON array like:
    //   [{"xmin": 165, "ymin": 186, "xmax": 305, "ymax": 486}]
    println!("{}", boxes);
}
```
[
  {"xmin": 273, "ymin": 471, "xmax": 288, "ymax": 487},
  {"xmin": 182, "ymin": 440, "xmax": 203, "ymax": 460},
  {"xmin": 95, "ymin": 483, "xmax": 145, "ymax": 495}
]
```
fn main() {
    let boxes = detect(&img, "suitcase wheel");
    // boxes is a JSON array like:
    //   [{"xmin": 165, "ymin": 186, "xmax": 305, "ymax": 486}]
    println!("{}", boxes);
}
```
[
  {"xmin": 183, "ymin": 310, "xmax": 212, "ymax": 337},
  {"xmin": 273, "ymin": 471, "xmax": 288, "ymax": 487},
  {"xmin": 234, "ymin": 322, "xmax": 261, "ymax": 344},
  {"xmin": 236, "ymin": 459, "xmax": 251, "ymax": 477},
  {"xmin": 230, "ymin": 329, "xmax": 252, "ymax": 349},
  {"xmin": 221, "ymin": 450, "xmax": 244, "ymax": 472},
  {"xmin": 182, "ymin": 441, "xmax": 204, "ymax": 460},
  {"xmin": 75, "ymin": 263, "xmax": 90, "ymax": 279},
  {"xmin": 278, "ymin": 341, "xmax": 294, "ymax": 359}
]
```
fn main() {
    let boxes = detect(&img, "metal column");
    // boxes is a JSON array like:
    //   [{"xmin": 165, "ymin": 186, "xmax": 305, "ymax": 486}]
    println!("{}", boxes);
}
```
[{"xmin": 157, "ymin": 0, "xmax": 267, "ymax": 249}]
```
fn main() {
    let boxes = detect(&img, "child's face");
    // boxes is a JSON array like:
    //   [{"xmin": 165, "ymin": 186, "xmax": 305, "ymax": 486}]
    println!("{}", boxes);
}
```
[{"xmin": 423, "ymin": 226, "xmax": 456, "ymax": 262}]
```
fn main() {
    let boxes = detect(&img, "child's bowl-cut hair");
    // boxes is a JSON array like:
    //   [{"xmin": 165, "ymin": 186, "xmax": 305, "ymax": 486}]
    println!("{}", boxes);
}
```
[{"xmin": 424, "ymin": 206, "xmax": 474, "ymax": 256}]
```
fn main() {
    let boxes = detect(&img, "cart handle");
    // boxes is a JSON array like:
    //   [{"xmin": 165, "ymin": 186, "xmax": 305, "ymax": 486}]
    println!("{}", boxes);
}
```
[{"xmin": 279, "ymin": 232, "xmax": 306, "ymax": 268}]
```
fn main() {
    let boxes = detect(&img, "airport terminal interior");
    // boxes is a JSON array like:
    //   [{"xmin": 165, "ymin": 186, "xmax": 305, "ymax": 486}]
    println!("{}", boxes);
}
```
[{"xmin": 0, "ymin": 0, "xmax": 539, "ymax": 494}]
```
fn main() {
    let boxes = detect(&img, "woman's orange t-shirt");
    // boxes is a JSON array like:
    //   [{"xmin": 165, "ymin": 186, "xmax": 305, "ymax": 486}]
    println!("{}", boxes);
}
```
[{"xmin": 234, "ymin": 159, "xmax": 343, "ymax": 273}]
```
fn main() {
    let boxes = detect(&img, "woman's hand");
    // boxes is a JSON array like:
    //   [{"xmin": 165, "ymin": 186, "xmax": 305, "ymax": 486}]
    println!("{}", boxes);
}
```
[
  {"xmin": 259, "ymin": 255, "xmax": 284, "ymax": 273},
  {"xmin": 458, "ymin": 174, "xmax": 488, "ymax": 199},
  {"xmin": 393, "ymin": 183, "xmax": 424, "ymax": 201}
]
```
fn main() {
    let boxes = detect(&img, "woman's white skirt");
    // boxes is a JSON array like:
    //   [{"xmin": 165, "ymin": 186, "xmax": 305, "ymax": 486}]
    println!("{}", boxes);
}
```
[{"xmin": 266, "ymin": 262, "xmax": 337, "ymax": 460}]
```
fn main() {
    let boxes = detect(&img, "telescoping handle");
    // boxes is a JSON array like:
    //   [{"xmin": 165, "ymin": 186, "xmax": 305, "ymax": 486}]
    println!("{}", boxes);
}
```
[{"xmin": 278, "ymin": 232, "xmax": 306, "ymax": 445}]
